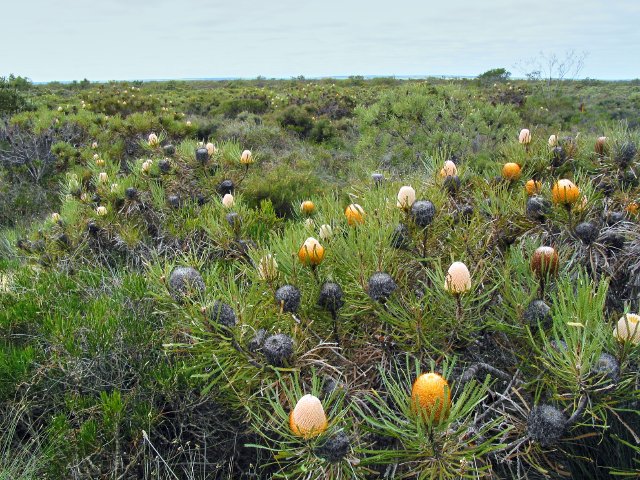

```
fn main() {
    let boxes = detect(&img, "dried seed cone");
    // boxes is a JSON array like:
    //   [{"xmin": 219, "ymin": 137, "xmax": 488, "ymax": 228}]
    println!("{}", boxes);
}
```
[
  {"xmin": 345, "ymin": 204, "xmax": 365, "ymax": 225},
  {"xmin": 411, "ymin": 373, "xmax": 451, "ymax": 422},
  {"xmin": 444, "ymin": 262, "xmax": 471, "ymax": 294},
  {"xmin": 298, "ymin": 237, "xmax": 325, "ymax": 266},
  {"xmin": 531, "ymin": 246, "xmax": 559, "ymax": 277},
  {"xmin": 552, "ymin": 179, "xmax": 580, "ymax": 205},
  {"xmin": 289, "ymin": 394, "xmax": 328, "ymax": 439}
]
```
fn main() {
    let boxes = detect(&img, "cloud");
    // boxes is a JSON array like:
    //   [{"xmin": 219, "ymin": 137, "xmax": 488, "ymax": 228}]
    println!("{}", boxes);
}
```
[{"xmin": 1, "ymin": 0, "xmax": 638, "ymax": 81}]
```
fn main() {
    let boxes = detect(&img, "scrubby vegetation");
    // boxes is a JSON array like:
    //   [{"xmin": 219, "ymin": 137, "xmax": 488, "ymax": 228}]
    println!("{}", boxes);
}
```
[{"xmin": 1, "ymin": 74, "xmax": 640, "ymax": 479}]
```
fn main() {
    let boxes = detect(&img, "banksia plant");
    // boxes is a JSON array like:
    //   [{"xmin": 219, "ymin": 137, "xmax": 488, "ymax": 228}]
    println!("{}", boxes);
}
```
[{"xmin": 353, "ymin": 357, "xmax": 504, "ymax": 479}]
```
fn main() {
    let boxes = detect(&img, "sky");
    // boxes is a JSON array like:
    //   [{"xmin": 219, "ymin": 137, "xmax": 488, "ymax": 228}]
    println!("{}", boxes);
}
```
[{"xmin": 1, "ymin": 0, "xmax": 639, "ymax": 82}]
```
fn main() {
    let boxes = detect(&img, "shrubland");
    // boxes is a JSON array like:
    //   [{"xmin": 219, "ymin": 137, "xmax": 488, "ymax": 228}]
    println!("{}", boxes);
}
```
[{"xmin": 1, "ymin": 75, "xmax": 640, "ymax": 479}]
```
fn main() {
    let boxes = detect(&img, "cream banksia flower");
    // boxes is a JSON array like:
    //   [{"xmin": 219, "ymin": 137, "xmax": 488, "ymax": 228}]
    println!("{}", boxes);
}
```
[
  {"xmin": 289, "ymin": 394, "xmax": 328, "ymax": 439},
  {"xmin": 148, "ymin": 133, "xmax": 159, "ymax": 146},
  {"xmin": 444, "ymin": 261, "xmax": 471, "ymax": 294},
  {"xmin": 258, "ymin": 254, "xmax": 278, "ymax": 281},
  {"xmin": 397, "ymin": 186, "xmax": 416, "ymax": 209},
  {"xmin": 614, "ymin": 313, "xmax": 640, "ymax": 344},
  {"xmin": 96, "ymin": 206, "xmax": 107, "ymax": 216},
  {"xmin": 206, "ymin": 142, "xmax": 216, "ymax": 156},
  {"xmin": 222, "ymin": 194, "xmax": 234, "ymax": 208},
  {"xmin": 319, "ymin": 224, "xmax": 333, "ymax": 241},
  {"xmin": 240, "ymin": 149, "xmax": 254, "ymax": 165},
  {"xmin": 51, "ymin": 212, "xmax": 61, "ymax": 222},
  {"xmin": 519, "ymin": 128, "xmax": 531, "ymax": 145},
  {"xmin": 98, "ymin": 172, "xmax": 109, "ymax": 183}
]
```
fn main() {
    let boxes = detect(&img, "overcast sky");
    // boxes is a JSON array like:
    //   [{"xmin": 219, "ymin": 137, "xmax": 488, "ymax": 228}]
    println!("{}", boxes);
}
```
[{"xmin": 2, "ymin": 0, "xmax": 639, "ymax": 82}]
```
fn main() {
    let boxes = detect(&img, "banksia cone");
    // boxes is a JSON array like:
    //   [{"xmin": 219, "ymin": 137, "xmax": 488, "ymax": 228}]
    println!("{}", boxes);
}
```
[
  {"xmin": 613, "ymin": 313, "xmax": 640, "ymax": 344},
  {"xmin": 318, "ymin": 282, "xmax": 344, "ymax": 312},
  {"xmin": 411, "ymin": 372, "xmax": 451, "ymax": 422},
  {"xmin": 527, "ymin": 405, "xmax": 567, "ymax": 447},
  {"xmin": 552, "ymin": 179, "xmax": 580, "ymax": 205},
  {"xmin": 397, "ymin": 186, "xmax": 416, "ymax": 209},
  {"xmin": 168, "ymin": 266, "xmax": 205, "ymax": 300},
  {"xmin": 443, "ymin": 175, "xmax": 461, "ymax": 194},
  {"xmin": 502, "ymin": 162, "xmax": 521, "ymax": 181},
  {"xmin": 195, "ymin": 147, "xmax": 209, "ymax": 163},
  {"xmin": 263, "ymin": 333, "xmax": 294, "ymax": 366},
  {"xmin": 531, "ymin": 246, "xmax": 559, "ymax": 277},
  {"xmin": 298, "ymin": 237, "xmax": 325, "ymax": 266},
  {"xmin": 519, "ymin": 128, "xmax": 531, "ymax": 145},
  {"xmin": 525, "ymin": 179, "xmax": 542, "ymax": 196},
  {"xmin": 217, "ymin": 180, "xmax": 234, "ymax": 196},
  {"xmin": 289, "ymin": 394, "xmax": 328, "ymax": 439},
  {"xmin": 411, "ymin": 200, "xmax": 436, "ymax": 228},
  {"xmin": 208, "ymin": 301, "xmax": 237, "ymax": 328},
  {"xmin": 368, "ymin": 272, "xmax": 397, "ymax": 302},
  {"xmin": 275, "ymin": 285, "xmax": 301, "ymax": 313},
  {"xmin": 301, "ymin": 201, "xmax": 315, "ymax": 215},
  {"xmin": 444, "ymin": 262, "xmax": 471, "ymax": 294},
  {"xmin": 345, "ymin": 204, "xmax": 365, "ymax": 225},
  {"xmin": 372, "ymin": 172, "xmax": 384, "ymax": 185}
]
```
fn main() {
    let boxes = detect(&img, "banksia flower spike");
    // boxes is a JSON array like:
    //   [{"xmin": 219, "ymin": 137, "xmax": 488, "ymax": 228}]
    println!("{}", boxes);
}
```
[
  {"xmin": 222, "ymin": 194, "xmax": 235, "ymax": 208},
  {"xmin": 298, "ymin": 237, "xmax": 325, "ymax": 267},
  {"xmin": 613, "ymin": 313, "xmax": 640, "ymax": 345},
  {"xmin": 206, "ymin": 142, "xmax": 216, "ymax": 156},
  {"xmin": 548, "ymin": 134, "xmax": 557, "ymax": 147},
  {"xmin": 531, "ymin": 246, "xmax": 559, "ymax": 298},
  {"xmin": 552, "ymin": 179, "xmax": 580, "ymax": 205},
  {"xmin": 411, "ymin": 372, "xmax": 451, "ymax": 422},
  {"xmin": 148, "ymin": 133, "xmax": 159, "ymax": 146},
  {"xmin": 444, "ymin": 262, "xmax": 471, "ymax": 295},
  {"xmin": 300, "ymin": 200, "xmax": 315, "ymax": 215},
  {"xmin": 345, "ymin": 204, "xmax": 365, "ymax": 225},
  {"xmin": 525, "ymin": 179, "xmax": 542, "ymax": 196},
  {"xmin": 51, "ymin": 212, "xmax": 61, "ymax": 223},
  {"xmin": 289, "ymin": 394, "xmax": 328, "ymax": 439},
  {"xmin": 96, "ymin": 206, "xmax": 107, "ymax": 216},
  {"xmin": 240, "ymin": 149, "xmax": 254, "ymax": 165},
  {"xmin": 502, "ymin": 162, "xmax": 521, "ymax": 181},
  {"xmin": 519, "ymin": 128, "xmax": 531, "ymax": 145},
  {"xmin": 257, "ymin": 254, "xmax": 278, "ymax": 282},
  {"xmin": 440, "ymin": 160, "xmax": 457, "ymax": 178},
  {"xmin": 98, "ymin": 172, "xmax": 109, "ymax": 183},
  {"xmin": 397, "ymin": 186, "xmax": 416, "ymax": 209},
  {"xmin": 319, "ymin": 224, "xmax": 333, "ymax": 241}
]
